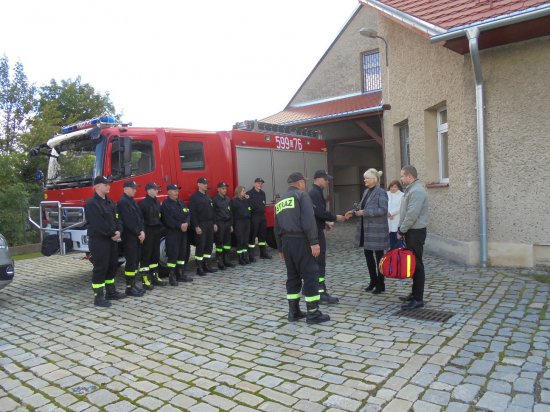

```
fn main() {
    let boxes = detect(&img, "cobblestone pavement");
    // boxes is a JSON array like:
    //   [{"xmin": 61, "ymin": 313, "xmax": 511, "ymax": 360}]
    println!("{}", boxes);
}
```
[{"xmin": 1, "ymin": 222, "xmax": 549, "ymax": 412}]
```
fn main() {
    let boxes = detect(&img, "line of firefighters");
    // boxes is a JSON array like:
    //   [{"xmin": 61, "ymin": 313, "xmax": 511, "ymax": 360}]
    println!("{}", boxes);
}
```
[{"xmin": 85, "ymin": 176, "xmax": 272, "ymax": 307}]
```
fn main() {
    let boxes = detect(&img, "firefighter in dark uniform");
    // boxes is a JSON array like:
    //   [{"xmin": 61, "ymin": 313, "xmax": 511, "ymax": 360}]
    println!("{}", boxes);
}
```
[
  {"xmin": 232, "ymin": 185, "xmax": 252, "ymax": 265},
  {"xmin": 189, "ymin": 177, "xmax": 218, "ymax": 276},
  {"xmin": 118, "ymin": 180, "xmax": 146, "ymax": 297},
  {"xmin": 247, "ymin": 177, "xmax": 271, "ymax": 261},
  {"xmin": 138, "ymin": 182, "xmax": 167, "ymax": 288},
  {"xmin": 85, "ymin": 176, "xmax": 126, "ymax": 307},
  {"xmin": 309, "ymin": 170, "xmax": 346, "ymax": 304},
  {"xmin": 161, "ymin": 183, "xmax": 192, "ymax": 286},
  {"xmin": 275, "ymin": 172, "xmax": 330, "ymax": 324},
  {"xmin": 213, "ymin": 182, "xmax": 235, "ymax": 270}
]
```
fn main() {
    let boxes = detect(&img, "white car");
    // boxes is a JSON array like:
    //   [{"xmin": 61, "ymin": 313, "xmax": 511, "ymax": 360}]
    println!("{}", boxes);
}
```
[{"xmin": 0, "ymin": 234, "xmax": 14, "ymax": 290}]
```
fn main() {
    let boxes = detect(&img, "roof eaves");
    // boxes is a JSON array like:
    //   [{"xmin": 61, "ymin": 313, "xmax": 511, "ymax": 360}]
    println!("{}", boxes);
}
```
[
  {"xmin": 280, "ymin": 105, "xmax": 384, "ymax": 126},
  {"xmin": 430, "ymin": 3, "xmax": 550, "ymax": 44},
  {"xmin": 359, "ymin": 0, "xmax": 446, "ymax": 37}
]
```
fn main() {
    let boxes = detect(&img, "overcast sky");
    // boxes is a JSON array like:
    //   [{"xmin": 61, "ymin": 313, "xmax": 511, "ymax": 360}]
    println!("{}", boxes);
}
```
[{"xmin": 1, "ymin": 0, "xmax": 359, "ymax": 131}]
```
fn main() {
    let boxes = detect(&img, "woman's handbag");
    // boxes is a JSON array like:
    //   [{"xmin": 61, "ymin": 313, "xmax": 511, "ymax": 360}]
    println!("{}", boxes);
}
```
[{"xmin": 378, "ymin": 247, "xmax": 416, "ymax": 279}]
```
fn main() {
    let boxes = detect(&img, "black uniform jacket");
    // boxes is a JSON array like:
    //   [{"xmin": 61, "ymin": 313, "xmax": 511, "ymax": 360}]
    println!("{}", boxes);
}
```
[
  {"xmin": 117, "ymin": 193, "xmax": 145, "ymax": 236},
  {"xmin": 246, "ymin": 188, "xmax": 266, "ymax": 217},
  {"xmin": 161, "ymin": 197, "xmax": 190, "ymax": 230},
  {"xmin": 189, "ymin": 191, "xmax": 215, "ymax": 228},
  {"xmin": 85, "ymin": 193, "xmax": 120, "ymax": 238},
  {"xmin": 213, "ymin": 194, "xmax": 232, "ymax": 225},
  {"xmin": 274, "ymin": 186, "xmax": 318, "ymax": 250},
  {"xmin": 139, "ymin": 195, "xmax": 162, "ymax": 227},
  {"xmin": 232, "ymin": 197, "xmax": 251, "ymax": 220},
  {"xmin": 309, "ymin": 184, "xmax": 337, "ymax": 231}
]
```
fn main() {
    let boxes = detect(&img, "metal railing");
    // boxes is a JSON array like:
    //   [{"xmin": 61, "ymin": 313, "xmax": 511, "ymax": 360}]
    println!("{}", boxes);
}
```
[{"xmin": 28, "ymin": 201, "xmax": 86, "ymax": 255}]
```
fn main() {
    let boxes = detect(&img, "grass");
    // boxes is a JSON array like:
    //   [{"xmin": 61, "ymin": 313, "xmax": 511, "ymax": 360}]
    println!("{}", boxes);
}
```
[{"xmin": 13, "ymin": 251, "xmax": 43, "ymax": 261}]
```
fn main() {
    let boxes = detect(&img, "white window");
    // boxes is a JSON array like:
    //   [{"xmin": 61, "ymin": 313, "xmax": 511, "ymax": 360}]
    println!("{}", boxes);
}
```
[
  {"xmin": 362, "ymin": 50, "xmax": 381, "ymax": 93},
  {"xmin": 399, "ymin": 123, "xmax": 410, "ymax": 168},
  {"xmin": 437, "ymin": 107, "xmax": 449, "ymax": 183}
]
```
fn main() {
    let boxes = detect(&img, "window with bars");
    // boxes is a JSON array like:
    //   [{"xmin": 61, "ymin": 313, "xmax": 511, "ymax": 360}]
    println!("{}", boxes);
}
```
[{"xmin": 362, "ymin": 50, "xmax": 381, "ymax": 93}]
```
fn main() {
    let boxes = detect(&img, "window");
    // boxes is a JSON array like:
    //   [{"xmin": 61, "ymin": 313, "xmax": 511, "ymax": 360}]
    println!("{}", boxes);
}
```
[
  {"xmin": 131, "ymin": 140, "xmax": 154, "ymax": 176},
  {"xmin": 399, "ymin": 123, "xmax": 410, "ymax": 168},
  {"xmin": 179, "ymin": 141, "xmax": 205, "ymax": 170},
  {"xmin": 362, "ymin": 50, "xmax": 381, "ymax": 93},
  {"xmin": 437, "ymin": 107, "xmax": 449, "ymax": 182}
]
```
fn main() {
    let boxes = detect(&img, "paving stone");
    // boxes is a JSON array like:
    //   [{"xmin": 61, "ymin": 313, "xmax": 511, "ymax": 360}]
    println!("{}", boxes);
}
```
[
  {"xmin": 413, "ymin": 400, "xmax": 442, "ymax": 412},
  {"xmin": 452, "ymin": 383, "xmax": 480, "ymax": 403},
  {"xmin": 323, "ymin": 394, "xmax": 362, "ymax": 411},
  {"xmin": 477, "ymin": 392, "xmax": 511, "ymax": 411},
  {"xmin": 382, "ymin": 399, "xmax": 413, "ymax": 412},
  {"xmin": 422, "ymin": 389, "xmax": 451, "ymax": 406},
  {"xmin": 87, "ymin": 389, "xmax": 119, "ymax": 407}
]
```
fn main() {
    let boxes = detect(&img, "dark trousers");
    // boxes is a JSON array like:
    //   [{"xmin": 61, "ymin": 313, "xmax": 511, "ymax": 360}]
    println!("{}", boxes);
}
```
[
  {"xmin": 282, "ymin": 237, "xmax": 319, "ymax": 299},
  {"xmin": 364, "ymin": 249, "xmax": 385, "ymax": 279},
  {"xmin": 140, "ymin": 225, "xmax": 161, "ymax": 269},
  {"xmin": 89, "ymin": 236, "xmax": 118, "ymax": 286},
  {"xmin": 122, "ymin": 234, "xmax": 141, "ymax": 274},
  {"xmin": 165, "ymin": 229, "xmax": 187, "ymax": 268},
  {"xmin": 195, "ymin": 223, "xmax": 214, "ymax": 259},
  {"xmin": 405, "ymin": 228, "xmax": 427, "ymax": 301},
  {"xmin": 249, "ymin": 214, "xmax": 267, "ymax": 245},
  {"xmin": 215, "ymin": 221, "xmax": 232, "ymax": 252},
  {"xmin": 234, "ymin": 219, "xmax": 250, "ymax": 252},
  {"xmin": 315, "ymin": 228, "xmax": 327, "ymax": 278}
]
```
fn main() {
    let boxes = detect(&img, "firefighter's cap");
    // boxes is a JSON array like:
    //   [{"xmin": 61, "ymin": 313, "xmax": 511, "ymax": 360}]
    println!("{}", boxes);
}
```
[
  {"xmin": 123, "ymin": 180, "xmax": 140, "ymax": 188},
  {"xmin": 314, "ymin": 170, "xmax": 333, "ymax": 179},
  {"xmin": 93, "ymin": 176, "xmax": 111, "ymax": 185},
  {"xmin": 145, "ymin": 182, "xmax": 160, "ymax": 190},
  {"xmin": 217, "ymin": 182, "xmax": 229, "ymax": 188},
  {"xmin": 254, "ymin": 177, "xmax": 265, "ymax": 183},
  {"xmin": 287, "ymin": 172, "xmax": 307, "ymax": 184},
  {"xmin": 197, "ymin": 177, "xmax": 208, "ymax": 184},
  {"xmin": 167, "ymin": 183, "xmax": 181, "ymax": 191}
]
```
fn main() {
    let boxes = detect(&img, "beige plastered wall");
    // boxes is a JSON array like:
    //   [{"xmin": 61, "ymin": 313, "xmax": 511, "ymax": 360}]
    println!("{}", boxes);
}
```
[{"xmin": 377, "ymin": 11, "xmax": 550, "ymax": 267}]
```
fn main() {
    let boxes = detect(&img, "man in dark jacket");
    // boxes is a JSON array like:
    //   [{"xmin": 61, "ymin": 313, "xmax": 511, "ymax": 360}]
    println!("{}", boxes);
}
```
[
  {"xmin": 161, "ymin": 183, "xmax": 192, "ymax": 285},
  {"xmin": 213, "ymin": 182, "xmax": 235, "ymax": 270},
  {"xmin": 138, "ymin": 182, "xmax": 167, "ymax": 288},
  {"xmin": 309, "ymin": 170, "xmax": 346, "ymax": 304},
  {"xmin": 85, "ymin": 176, "xmax": 126, "ymax": 307},
  {"xmin": 118, "ymin": 180, "xmax": 146, "ymax": 297},
  {"xmin": 275, "ymin": 172, "xmax": 329, "ymax": 325},
  {"xmin": 247, "ymin": 177, "xmax": 271, "ymax": 261},
  {"xmin": 189, "ymin": 177, "xmax": 218, "ymax": 276}
]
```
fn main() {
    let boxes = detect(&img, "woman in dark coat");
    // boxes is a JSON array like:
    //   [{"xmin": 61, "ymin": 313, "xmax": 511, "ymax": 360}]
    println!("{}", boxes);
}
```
[
  {"xmin": 232, "ymin": 186, "xmax": 252, "ymax": 265},
  {"xmin": 347, "ymin": 168, "xmax": 389, "ymax": 294}
]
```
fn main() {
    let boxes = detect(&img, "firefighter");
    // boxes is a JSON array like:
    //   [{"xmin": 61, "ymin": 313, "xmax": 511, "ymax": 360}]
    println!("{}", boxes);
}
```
[
  {"xmin": 118, "ymin": 180, "xmax": 146, "ymax": 297},
  {"xmin": 138, "ymin": 182, "xmax": 167, "ymax": 288},
  {"xmin": 189, "ymin": 177, "xmax": 218, "ymax": 276},
  {"xmin": 247, "ymin": 177, "xmax": 271, "ymax": 261},
  {"xmin": 275, "ymin": 172, "xmax": 330, "ymax": 324},
  {"xmin": 309, "ymin": 170, "xmax": 346, "ymax": 304},
  {"xmin": 232, "ymin": 185, "xmax": 252, "ymax": 265},
  {"xmin": 213, "ymin": 182, "xmax": 235, "ymax": 270},
  {"xmin": 85, "ymin": 176, "xmax": 126, "ymax": 307},
  {"xmin": 161, "ymin": 183, "xmax": 192, "ymax": 286}
]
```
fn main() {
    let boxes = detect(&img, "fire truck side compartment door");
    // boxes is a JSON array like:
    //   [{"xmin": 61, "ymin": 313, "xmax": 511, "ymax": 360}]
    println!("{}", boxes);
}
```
[{"xmin": 235, "ymin": 147, "xmax": 274, "ymax": 203}]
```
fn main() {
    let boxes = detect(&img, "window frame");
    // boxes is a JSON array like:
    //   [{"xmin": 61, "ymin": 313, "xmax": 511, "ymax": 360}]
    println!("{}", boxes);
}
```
[
  {"xmin": 437, "ymin": 107, "xmax": 449, "ymax": 183},
  {"xmin": 361, "ymin": 49, "xmax": 381, "ymax": 93},
  {"xmin": 399, "ymin": 123, "xmax": 410, "ymax": 168}
]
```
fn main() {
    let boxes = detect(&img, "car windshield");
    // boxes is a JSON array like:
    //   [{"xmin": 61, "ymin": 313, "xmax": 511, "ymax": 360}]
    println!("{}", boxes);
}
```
[{"xmin": 47, "ymin": 135, "xmax": 105, "ymax": 188}]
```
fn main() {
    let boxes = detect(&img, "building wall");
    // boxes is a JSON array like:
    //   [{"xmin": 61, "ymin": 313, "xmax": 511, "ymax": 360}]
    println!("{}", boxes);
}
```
[
  {"xmin": 377, "ymin": 11, "xmax": 550, "ymax": 266},
  {"xmin": 290, "ymin": 6, "xmax": 380, "ymax": 105}
]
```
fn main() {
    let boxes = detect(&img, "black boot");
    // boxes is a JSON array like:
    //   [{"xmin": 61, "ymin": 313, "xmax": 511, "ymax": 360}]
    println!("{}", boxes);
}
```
[
  {"xmin": 287, "ymin": 299, "xmax": 306, "ymax": 322},
  {"xmin": 105, "ymin": 283, "xmax": 127, "ymax": 300},
  {"xmin": 126, "ymin": 276, "xmax": 145, "ymax": 296},
  {"xmin": 306, "ymin": 301, "xmax": 330, "ymax": 324},
  {"xmin": 176, "ymin": 266, "xmax": 193, "ymax": 283},
  {"xmin": 94, "ymin": 286, "xmax": 112, "ymax": 307},
  {"xmin": 259, "ymin": 245, "xmax": 272, "ymax": 259},
  {"xmin": 365, "ymin": 272, "xmax": 377, "ymax": 291},
  {"xmin": 141, "ymin": 271, "xmax": 154, "ymax": 291},
  {"xmin": 243, "ymin": 252, "xmax": 251, "ymax": 265},
  {"xmin": 203, "ymin": 259, "xmax": 218, "ymax": 273},
  {"xmin": 319, "ymin": 282, "xmax": 339, "ymax": 304},
  {"xmin": 216, "ymin": 254, "xmax": 226, "ymax": 270},
  {"xmin": 150, "ymin": 271, "xmax": 167, "ymax": 287},
  {"xmin": 223, "ymin": 250, "xmax": 235, "ymax": 268},
  {"xmin": 168, "ymin": 268, "xmax": 178, "ymax": 286},
  {"xmin": 238, "ymin": 253, "xmax": 246, "ymax": 265},
  {"xmin": 196, "ymin": 260, "xmax": 206, "ymax": 276},
  {"xmin": 372, "ymin": 274, "xmax": 386, "ymax": 295},
  {"xmin": 248, "ymin": 247, "xmax": 256, "ymax": 263}
]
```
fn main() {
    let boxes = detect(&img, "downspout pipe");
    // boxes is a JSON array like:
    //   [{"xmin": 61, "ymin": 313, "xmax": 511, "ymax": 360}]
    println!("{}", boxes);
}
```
[{"xmin": 466, "ymin": 27, "xmax": 488, "ymax": 268}]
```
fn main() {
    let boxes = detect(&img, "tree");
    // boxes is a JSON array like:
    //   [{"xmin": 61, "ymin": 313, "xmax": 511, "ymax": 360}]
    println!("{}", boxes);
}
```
[{"xmin": 0, "ymin": 55, "xmax": 37, "ymax": 154}]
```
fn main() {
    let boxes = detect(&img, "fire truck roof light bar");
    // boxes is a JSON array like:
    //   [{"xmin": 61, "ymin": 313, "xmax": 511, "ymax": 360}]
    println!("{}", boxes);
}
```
[
  {"xmin": 233, "ymin": 120, "xmax": 322, "ymax": 139},
  {"xmin": 60, "ymin": 115, "xmax": 121, "ymax": 135}
]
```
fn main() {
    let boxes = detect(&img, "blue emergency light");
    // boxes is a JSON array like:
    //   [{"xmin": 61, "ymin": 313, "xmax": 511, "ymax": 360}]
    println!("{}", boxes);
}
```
[{"xmin": 61, "ymin": 115, "xmax": 119, "ymax": 134}]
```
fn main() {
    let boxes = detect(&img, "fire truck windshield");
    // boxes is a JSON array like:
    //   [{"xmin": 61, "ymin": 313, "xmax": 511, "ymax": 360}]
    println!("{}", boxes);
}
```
[{"xmin": 47, "ymin": 134, "xmax": 105, "ymax": 189}]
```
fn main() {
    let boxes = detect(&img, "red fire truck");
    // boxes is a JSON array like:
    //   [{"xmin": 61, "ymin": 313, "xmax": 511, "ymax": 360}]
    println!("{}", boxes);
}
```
[{"xmin": 29, "ymin": 116, "xmax": 328, "ymax": 263}]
